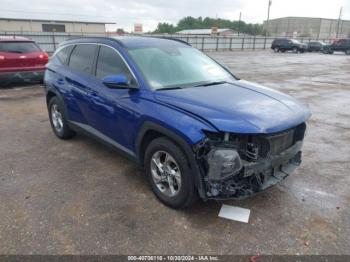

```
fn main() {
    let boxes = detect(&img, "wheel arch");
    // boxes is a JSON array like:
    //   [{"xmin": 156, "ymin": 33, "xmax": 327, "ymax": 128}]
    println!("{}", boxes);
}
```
[
  {"xmin": 135, "ymin": 121, "xmax": 207, "ymax": 199},
  {"xmin": 45, "ymin": 86, "xmax": 69, "ymax": 118},
  {"xmin": 46, "ymin": 90, "xmax": 56, "ymax": 105}
]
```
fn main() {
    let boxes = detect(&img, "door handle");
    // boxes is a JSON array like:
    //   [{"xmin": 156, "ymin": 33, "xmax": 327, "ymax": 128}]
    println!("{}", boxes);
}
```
[
  {"xmin": 86, "ymin": 88, "xmax": 97, "ymax": 96},
  {"xmin": 57, "ymin": 78, "xmax": 64, "ymax": 85}
]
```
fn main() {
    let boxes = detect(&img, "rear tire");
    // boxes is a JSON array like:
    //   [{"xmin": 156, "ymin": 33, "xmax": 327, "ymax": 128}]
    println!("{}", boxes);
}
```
[
  {"xmin": 274, "ymin": 47, "xmax": 279, "ymax": 52},
  {"xmin": 48, "ymin": 96, "xmax": 75, "ymax": 139},
  {"xmin": 144, "ymin": 137, "xmax": 198, "ymax": 209}
]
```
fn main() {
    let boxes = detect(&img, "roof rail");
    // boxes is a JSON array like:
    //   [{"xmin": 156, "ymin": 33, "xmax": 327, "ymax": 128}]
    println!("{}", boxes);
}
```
[
  {"xmin": 149, "ymin": 36, "xmax": 191, "ymax": 46},
  {"xmin": 64, "ymin": 36, "xmax": 125, "ymax": 47}
]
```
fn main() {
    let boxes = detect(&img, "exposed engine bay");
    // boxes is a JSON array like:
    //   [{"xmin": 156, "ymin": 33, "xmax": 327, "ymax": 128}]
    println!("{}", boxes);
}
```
[{"xmin": 194, "ymin": 123, "xmax": 307, "ymax": 199}]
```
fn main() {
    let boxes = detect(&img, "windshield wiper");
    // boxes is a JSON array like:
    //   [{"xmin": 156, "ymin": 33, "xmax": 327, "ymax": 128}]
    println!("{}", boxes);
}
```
[
  {"xmin": 156, "ymin": 86, "xmax": 183, "ymax": 91},
  {"xmin": 194, "ymin": 81, "xmax": 228, "ymax": 87}
]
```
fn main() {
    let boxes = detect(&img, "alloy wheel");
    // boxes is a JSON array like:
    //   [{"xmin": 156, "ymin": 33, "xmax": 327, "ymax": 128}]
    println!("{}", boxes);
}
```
[
  {"xmin": 150, "ymin": 150, "xmax": 182, "ymax": 197},
  {"xmin": 51, "ymin": 104, "xmax": 64, "ymax": 133}
]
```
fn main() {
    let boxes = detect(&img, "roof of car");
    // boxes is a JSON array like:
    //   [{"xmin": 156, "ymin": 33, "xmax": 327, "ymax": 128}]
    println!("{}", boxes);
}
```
[
  {"xmin": 63, "ymin": 36, "xmax": 191, "ymax": 49},
  {"xmin": 0, "ymin": 36, "xmax": 33, "ymax": 42}
]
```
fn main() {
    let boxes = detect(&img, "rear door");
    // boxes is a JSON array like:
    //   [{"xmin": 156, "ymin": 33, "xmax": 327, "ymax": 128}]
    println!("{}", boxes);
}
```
[
  {"xmin": 279, "ymin": 39, "xmax": 289, "ymax": 50},
  {"xmin": 309, "ymin": 42, "xmax": 318, "ymax": 51},
  {"xmin": 65, "ymin": 44, "xmax": 99, "ymax": 125},
  {"xmin": 0, "ymin": 41, "xmax": 45, "ymax": 72}
]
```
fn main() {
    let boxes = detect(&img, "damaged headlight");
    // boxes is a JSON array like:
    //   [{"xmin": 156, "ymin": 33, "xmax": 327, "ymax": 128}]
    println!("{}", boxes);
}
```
[{"xmin": 207, "ymin": 148, "xmax": 243, "ymax": 181}]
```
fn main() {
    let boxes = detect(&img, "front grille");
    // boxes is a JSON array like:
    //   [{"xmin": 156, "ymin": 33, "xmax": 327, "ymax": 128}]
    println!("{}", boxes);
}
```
[
  {"xmin": 266, "ymin": 129, "xmax": 295, "ymax": 155},
  {"xmin": 238, "ymin": 123, "xmax": 306, "ymax": 161}
]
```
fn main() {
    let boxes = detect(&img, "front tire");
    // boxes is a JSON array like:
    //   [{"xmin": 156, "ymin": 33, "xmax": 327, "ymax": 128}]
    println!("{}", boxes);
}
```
[
  {"xmin": 293, "ymin": 47, "xmax": 299, "ymax": 53},
  {"xmin": 144, "ymin": 137, "xmax": 197, "ymax": 209},
  {"xmin": 48, "ymin": 97, "xmax": 75, "ymax": 139}
]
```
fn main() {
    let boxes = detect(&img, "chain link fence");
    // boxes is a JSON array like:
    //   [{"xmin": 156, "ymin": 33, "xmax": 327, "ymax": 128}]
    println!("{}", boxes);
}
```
[{"xmin": 0, "ymin": 31, "xmax": 334, "ymax": 54}]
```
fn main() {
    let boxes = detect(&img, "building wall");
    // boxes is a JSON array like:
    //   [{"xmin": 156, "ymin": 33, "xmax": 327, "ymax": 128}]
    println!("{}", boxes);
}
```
[
  {"xmin": 339, "ymin": 20, "xmax": 350, "ymax": 38},
  {"xmin": 219, "ymin": 30, "xmax": 235, "ymax": 36},
  {"xmin": 264, "ymin": 17, "xmax": 350, "ymax": 39},
  {"xmin": 0, "ymin": 19, "xmax": 106, "ymax": 33}
]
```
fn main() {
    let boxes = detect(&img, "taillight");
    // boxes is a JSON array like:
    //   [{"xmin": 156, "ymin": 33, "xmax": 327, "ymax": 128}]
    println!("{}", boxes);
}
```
[
  {"xmin": 39, "ymin": 53, "xmax": 49, "ymax": 62},
  {"xmin": 0, "ymin": 55, "xmax": 4, "ymax": 60}
]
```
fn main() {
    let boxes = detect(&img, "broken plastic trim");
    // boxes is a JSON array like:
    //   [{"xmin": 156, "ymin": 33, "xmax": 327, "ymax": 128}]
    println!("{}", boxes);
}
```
[
  {"xmin": 206, "ymin": 143, "xmax": 302, "ymax": 199},
  {"xmin": 196, "ymin": 124, "xmax": 306, "ymax": 199}
]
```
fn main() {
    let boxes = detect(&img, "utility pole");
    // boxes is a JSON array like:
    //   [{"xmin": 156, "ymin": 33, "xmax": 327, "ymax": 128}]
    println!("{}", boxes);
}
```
[
  {"xmin": 336, "ymin": 6, "xmax": 343, "ymax": 38},
  {"xmin": 238, "ymin": 12, "xmax": 241, "ymax": 36},
  {"xmin": 265, "ymin": 0, "xmax": 272, "ymax": 36}
]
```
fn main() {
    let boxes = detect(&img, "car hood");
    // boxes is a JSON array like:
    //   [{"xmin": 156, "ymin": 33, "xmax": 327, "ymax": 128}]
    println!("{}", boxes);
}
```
[{"xmin": 154, "ymin": 80, "xmax": 311, "ymax": 133}]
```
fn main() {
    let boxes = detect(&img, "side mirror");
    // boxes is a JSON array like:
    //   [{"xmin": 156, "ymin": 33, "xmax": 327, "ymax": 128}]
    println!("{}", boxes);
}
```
[{"xmin": 102, "ymin": 74, "xmax": 134, "ymax": 89}]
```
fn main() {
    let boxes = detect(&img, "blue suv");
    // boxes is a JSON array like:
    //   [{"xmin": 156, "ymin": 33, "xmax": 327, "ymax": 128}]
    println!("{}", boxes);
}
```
[{"xmin": 44, "ymin": 37, "xmax": 311, "ymax": 208}]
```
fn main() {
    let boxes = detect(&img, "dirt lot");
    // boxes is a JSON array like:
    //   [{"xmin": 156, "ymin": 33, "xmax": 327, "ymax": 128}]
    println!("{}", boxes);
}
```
[{"xmin": 0, "ymin": 51, "xmax": 349, "ymax": 255}]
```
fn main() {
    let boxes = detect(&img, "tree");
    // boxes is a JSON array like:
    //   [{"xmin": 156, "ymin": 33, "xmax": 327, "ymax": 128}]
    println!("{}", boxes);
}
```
[
  {"xmin": 153, "ymin": 16, "xmax": 265, "ymax": 35},
  {"xmin": 154, "ymin": 23, "xmax": 176, "ymax": 34}
]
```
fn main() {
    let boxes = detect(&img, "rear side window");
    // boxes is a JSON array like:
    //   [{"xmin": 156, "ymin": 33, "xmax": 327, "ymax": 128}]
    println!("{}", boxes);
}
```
[
  {"xmin": 0, "ymin": 42, "xmax": 40, "ymax": 53},
  {"xmin": 55, "ymin": 45, "xmax": 74, "ymax": 65},
  {"xmin": 69, "ymin": 44, "xmax": 97, "ymax": 75},
  {"xmin": 96, "ymin": 46, "xmax": 132, "ymax": 80}
]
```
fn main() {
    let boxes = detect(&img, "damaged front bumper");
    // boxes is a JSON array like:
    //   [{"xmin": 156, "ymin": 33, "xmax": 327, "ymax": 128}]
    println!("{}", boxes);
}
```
[{"xmin": 201, "ymin": 139, "xmax": 304, "ymax": 200}]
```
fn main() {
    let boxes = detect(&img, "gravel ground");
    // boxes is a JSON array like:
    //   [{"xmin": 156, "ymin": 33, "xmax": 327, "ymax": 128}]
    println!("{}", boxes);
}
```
[{"xmin": 0, "ymin": 50, "xmax": 349, "ymax": 255}]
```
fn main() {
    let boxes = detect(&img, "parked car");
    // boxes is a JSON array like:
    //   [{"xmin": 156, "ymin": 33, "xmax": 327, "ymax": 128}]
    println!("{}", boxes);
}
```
[
  {"xmin": 0, "ymin": 36, "xmax": 48, "ymax": 86},
  {"xmin": 323, "ymin": 39, "xmax": 350, "ymax": 55},
  {"xmin": 271, "ymin": 38, "xmax": 307, "ymax": 53},
  {"xmin": 44, "ymin": 37, "xmax": 311, "ymax": 208},
  {"xmin": 307, "ymin": 41, "xmax": 328, "ymax": 52}
]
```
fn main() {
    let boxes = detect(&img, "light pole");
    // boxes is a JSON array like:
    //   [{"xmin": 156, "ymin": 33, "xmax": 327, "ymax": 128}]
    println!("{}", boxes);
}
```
[
  {"xmin": 238, "ymin": 12, "xmax": 241, "ymax": 36},
  {"xmin": 265, "ymin": 0, "xmax": 272, "ymax": 36},
  {"xmin": 336, "ymin": 6, "xmax": 343, "ymax": 38}
]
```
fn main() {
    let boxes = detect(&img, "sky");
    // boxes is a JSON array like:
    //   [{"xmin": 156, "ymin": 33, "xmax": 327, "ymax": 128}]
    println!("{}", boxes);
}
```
[{"xmin": 0, "ymin": 0, "xmax": 349, "ymax": 32}]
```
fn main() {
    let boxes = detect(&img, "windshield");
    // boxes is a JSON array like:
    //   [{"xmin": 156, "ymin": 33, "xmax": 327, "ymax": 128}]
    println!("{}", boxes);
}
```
[
  {"xmin": 127, "ymin": 46, "xmax": 236, "ymax": 90},
  {"xmin": 0, "ymin": 42, "xmax": 40, "ymax": 53},
  {"xmin": 291, "ymin": 39, "xmax": 302, "ymax": 44}
]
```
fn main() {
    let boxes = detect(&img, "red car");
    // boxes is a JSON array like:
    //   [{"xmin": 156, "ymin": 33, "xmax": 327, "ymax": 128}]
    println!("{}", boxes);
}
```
[{"xmin": 0, "ymin": 36, "xmax": 49, "ymax": 86}]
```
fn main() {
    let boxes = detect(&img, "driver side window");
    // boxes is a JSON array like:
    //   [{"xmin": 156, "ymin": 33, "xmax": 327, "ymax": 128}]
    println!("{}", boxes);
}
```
[{"xmin": 96, "ymin": 46, "xmax": 133, "ymax": 82}]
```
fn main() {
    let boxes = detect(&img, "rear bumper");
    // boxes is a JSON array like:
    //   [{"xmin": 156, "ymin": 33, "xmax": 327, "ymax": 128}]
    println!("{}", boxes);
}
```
[{"xmin": 0, "ymin": 70, "xmax": 44, "ymax": 84}]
